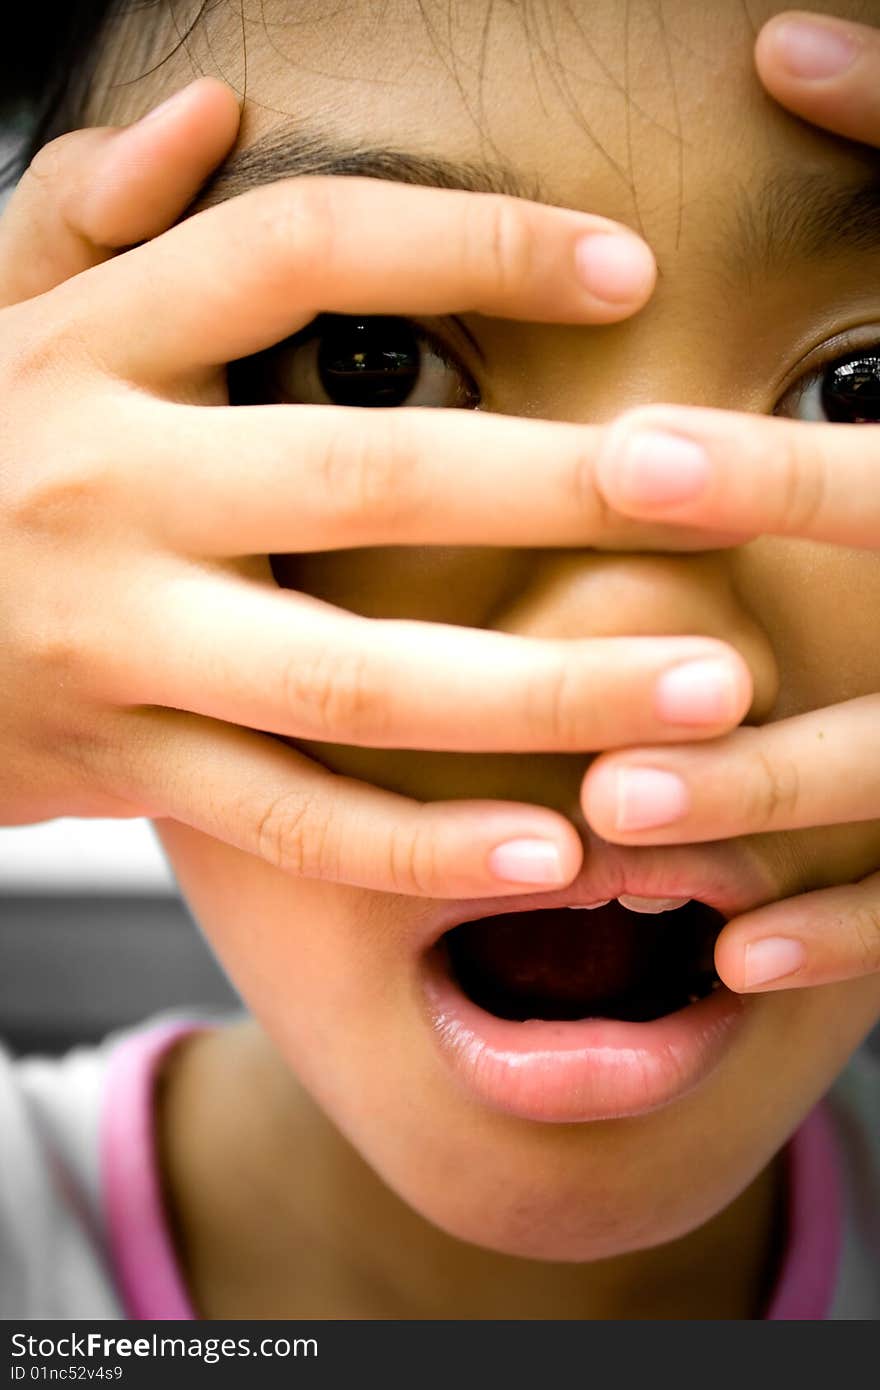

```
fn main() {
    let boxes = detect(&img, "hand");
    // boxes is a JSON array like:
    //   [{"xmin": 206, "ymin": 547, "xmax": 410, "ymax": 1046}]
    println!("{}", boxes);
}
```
[
  {"xmin": 582, "ymin": 13, "xmax": 880, "ymax": 991},
  {"xmin": 0, "ymin": 80, "xmax": 757, "ymax": 899}
]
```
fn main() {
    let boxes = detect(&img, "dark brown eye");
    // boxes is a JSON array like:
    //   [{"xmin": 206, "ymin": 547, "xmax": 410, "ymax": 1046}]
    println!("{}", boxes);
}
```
[
  {"xmin": 821, "ymin": 349, "xmax": 880, "ymax": 423},
  {"xmin": 315, "ymin": 316, "xmax": 421, "ymax": 407},
  {"xmin": 228, "ymin": 314, "xmax": 481, "ymax": 411},
  {"xmin": 776, "ymin": 345, "xmax": 880, "ymax": 423}
]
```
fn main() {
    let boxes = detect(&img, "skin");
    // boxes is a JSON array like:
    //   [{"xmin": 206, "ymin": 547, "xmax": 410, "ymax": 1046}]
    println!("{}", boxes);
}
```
[{"xmin": 15, "ymin": 0, "xmax": 880, "ymax": 1316}]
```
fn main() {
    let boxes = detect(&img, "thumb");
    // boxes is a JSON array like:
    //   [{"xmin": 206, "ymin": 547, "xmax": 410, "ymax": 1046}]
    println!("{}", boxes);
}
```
[
  {"xmin": 754, "ymin": 11, "xmax": 880, "ymax": 147},
  {"xmin": 0, "ymin": 76, "xmax": 240, "ymax": 308}
]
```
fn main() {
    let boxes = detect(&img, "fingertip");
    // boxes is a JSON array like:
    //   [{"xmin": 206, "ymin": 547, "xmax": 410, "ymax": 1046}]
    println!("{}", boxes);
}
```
[
  {"xmin": 712, "ymin": 928, "xmax": 745, "ymax": 994},
  {"xmin": 183, "ymin": 76, "xmax": 243, "ymax": 143},
  {"xmin": 755, "ymin": 10, "xmax": 863, "ymax": 87},
  {"xmin": 578, "ymin": 751, "xmax": 613, "ymax": 832},
  {"xmin": 87, "ymin": 77, "xmax": 243, "ymax": 244},
  {"xmin": 473, "ymin": 805, "xmax": 583, "ymax": 894},
  {"xmin": 188, "ymin": 74, "xmax": 243, "ymax": 115},
  {"xmin": 127, "ymin": 75, "xmax": 240, "ymax": 133},
  {"xmin": 753, "ymin": 9, "xmax": 798, "ymax": 75},
  {"xmin": 573, "ymin": 231, "xmax": 657, "ymax": 320},
  {"xmin": 487, "ymin": 839, "xmax": 569, "ymax": 887}
]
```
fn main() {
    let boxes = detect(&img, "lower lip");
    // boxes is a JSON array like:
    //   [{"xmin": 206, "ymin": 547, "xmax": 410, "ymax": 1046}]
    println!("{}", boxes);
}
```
[{"xmin": 418, "ymin": 941, "xmax": 751, "ymax": 1124}]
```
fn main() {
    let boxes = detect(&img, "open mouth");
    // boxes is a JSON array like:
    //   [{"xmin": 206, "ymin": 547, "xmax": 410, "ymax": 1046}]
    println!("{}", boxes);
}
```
[{"xmin": 431, "ymin": 898, "xmax": 725, "ymax": 1024}]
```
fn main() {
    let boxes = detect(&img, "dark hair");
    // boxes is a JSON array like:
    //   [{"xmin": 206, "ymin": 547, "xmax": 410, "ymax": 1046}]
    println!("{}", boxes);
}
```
[
  {"xmin": 0, "ymin": 0, "xmax": 213, "ymax": 192},
  {"xmin": 0, "ymin": 0, "xmax": 122, "ymax": 189}
]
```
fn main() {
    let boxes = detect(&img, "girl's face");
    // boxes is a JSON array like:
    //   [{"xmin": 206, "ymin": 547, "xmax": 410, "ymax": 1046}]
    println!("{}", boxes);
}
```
[{"xmin": 100, "ymin": 0, "xmax": 880, "ymax": 1259}]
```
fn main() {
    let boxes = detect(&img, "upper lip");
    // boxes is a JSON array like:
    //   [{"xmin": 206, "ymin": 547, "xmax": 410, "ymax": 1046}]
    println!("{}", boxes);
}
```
[{"xmin": 413, "ymin": 838, "xmax": 782, "ymax": 952}]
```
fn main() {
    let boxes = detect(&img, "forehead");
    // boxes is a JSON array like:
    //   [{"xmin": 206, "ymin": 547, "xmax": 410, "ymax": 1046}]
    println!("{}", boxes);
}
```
[
  {"xmin": 96, "ymin": 0, "xmax": 879, "ymax": 257},
  {"xmin": 91, "ymin": 2, "xmax": 878, "ymax": 271}
]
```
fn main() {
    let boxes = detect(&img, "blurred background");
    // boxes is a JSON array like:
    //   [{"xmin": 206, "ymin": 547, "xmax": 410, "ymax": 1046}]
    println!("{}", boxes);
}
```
[{"xmin": 0, "ymin": 818, "xmax": 240, "ymax": 1055}]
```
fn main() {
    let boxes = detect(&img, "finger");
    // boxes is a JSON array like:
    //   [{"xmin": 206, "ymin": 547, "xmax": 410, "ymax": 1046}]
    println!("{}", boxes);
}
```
[
  {"xmin": 142, "ymin": 399, "xmax": 747, "ymax": 556},
  {"xmin": 714, "ymin": 869, "xmax": 880, "ymax": 992},
  {"xmin": 99, "ymin": 569, "xmax": 753, "ymax": 752},
  {"xmin": 755, "ymin": 12, "xmax": 880, "ymax": 146},
  {"xmin": 581, "ymin": 693, "xmax": 880, "ymax": 845},
  {"xmin": 592, "ymin": 403, "xmax": 880, "ymax": 547},
  {"xmin": 0, "ymin": 78, "xmax": 240, "ymax": 308},
  {"xmin": 106, "ymin": 705, "xmax": 583, "ymax": 897},
  {"xmin": 59, "ymin": 174, "xmax": 658, "ymax": 381}
]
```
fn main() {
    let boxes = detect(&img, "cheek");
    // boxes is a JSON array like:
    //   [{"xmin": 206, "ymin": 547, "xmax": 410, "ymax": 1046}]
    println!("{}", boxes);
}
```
[
  {"xmin": 730, "ymin": 538, "xmax": 880, "ymax": 717},
  {"xmin": 152, "ymin": 817, "xmax": 406, "ymax": 1032},
  {"xmin": 752, "ymin": 976, "xmax": 880, "ymax": 1104}
]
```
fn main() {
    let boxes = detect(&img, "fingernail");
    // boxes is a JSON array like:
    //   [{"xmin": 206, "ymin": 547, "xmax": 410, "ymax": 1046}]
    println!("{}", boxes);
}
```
[
  {"xmin": 574, "ymin": 233, "xmax": 655, "ymax": 303},
  {"xmin": 136, "ymin": 83, "xmax": 196, "ymax": 126},
  {"xmin": 743, "ymin": 936, "xmax": 807, "ymax": 988},
  {"xmin": 771, "ymin": 18, "xmax": 859, "ymax": 79},
  {"xmin": 613, "ymin": 430, "xmax": 711, "ymax": 507},
  {"xmin": 655, "ymin": 659, "xmax": 739, "ymax": 725},
  {"xmin": 614, "ymin": 768, "xmax": 690, "ymax": 832},
  {"xmin": 488, "ymin": 839, "xmax": 566, "ymax": 885}
]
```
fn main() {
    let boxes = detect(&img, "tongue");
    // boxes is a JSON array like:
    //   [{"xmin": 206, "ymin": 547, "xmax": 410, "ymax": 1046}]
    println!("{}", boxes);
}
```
[{"xmin": 444, "ymin": 901, "xmax": 721, "ymax": 1022}]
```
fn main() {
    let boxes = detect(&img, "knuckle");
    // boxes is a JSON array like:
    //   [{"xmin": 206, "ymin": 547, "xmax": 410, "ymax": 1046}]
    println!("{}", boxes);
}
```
[
  {"xmin": 476, "ymin": 195, "xmax": 534, "ymax": 300},
  {"xmin": 284, "ymin": 177, "xmax": 337, "ymax": 282},
  {"xmin": 0, "ymin": 295, "xmax": 104, "ymax": 395},
  {"xmin": 0, "ymin": 303, "xmax": 70, "ymax": 394},
  {"xmin": 386, "ymin": 812, "xmax": 438, "ymax": 896},
  {"xmin": 571, "ymin": 436, "xmax": 614, "ymax": 532},
  {"xmin": 10, "ymin": 444, "xmax": 116, "ymax": 539},
  {"xmin": 10, "ymin": 580, "xmax": 89, "ymax": 686},
  {"xmin": 21, "ymin": 134, "xmax": 78, "ymax": 194},
  {"xmin": 525, "ymin": 655, "xmax": 582, "ymax": 747},
  {"xmin": 288, "ymin": 642, "xmax": 388, "ymax": 742},
  {"xmin": 234, "ymin": 177, "xmax": 335, "ymax": 294},
  {"xmin": 321, "ymin": 412, "xmax": 417, "ymax": 534},
  {"xmin": 253, "ymin": 789, "xmax": 337, "ymax": 879},
  {"xmin": 776, "ymin": 427, "xmax": 828, "ymax": 535},
  {"xmin": 743, "ymin": 746, "xmax": 801, "ymax": 832},
  {"xmin": 848, "ymin": 901, "xmax": 880, "ymax": 976}
]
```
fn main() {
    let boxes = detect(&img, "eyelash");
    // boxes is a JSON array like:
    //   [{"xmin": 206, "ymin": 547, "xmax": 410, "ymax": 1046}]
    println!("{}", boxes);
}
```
[
  {"xmin": 226, "ymin": 313, "xmax": 483, "ymax": 411},
  {"xmin": 412, "ymin": 320, "xmax": 482, "ymax": 389},
  {"xmin": 773, "ymin": 326, "xmax": 880, "ymax": 417},
  {"xmin": 229, "ymin": 316, "xmax": 880, "ymax": 420}
]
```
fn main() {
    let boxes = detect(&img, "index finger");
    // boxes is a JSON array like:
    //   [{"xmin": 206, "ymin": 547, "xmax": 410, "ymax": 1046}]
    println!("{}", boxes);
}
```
[
  {"xmin": 51, "ymin": 174, "xmax": 657, "ymax": 381},
  {"xmin": 593, "ymin": 404, "xmax": 880, "ymax": 548}
]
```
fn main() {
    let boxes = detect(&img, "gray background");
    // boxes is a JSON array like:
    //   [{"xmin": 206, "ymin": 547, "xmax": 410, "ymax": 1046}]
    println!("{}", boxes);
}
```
[{"xmin": 0, "ymin": 888, "xmax": 240, "ymax": 1055}]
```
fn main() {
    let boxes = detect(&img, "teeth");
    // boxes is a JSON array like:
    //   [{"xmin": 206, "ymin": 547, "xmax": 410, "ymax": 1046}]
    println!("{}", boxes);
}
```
[
  {"xmin": 567, "ymin": 896, "xmax": 693, "ymax": 912},
  {"xmin": 617, "ymin": 895, "xmax": 691, "ymax": 914},
  {"xmin": 691, "ymin": 981, "xmax": 724, "ymax": 1001}
]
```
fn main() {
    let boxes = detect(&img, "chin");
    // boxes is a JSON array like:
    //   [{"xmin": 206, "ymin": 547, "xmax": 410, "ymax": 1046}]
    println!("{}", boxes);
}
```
[
  {"xmin": 384, "ymin": 1158, "xmax": 734, "ymax": 1264},
  {"xmin": 333, "ymin": 1080, "xmax": 757, "ymax": 1266}
]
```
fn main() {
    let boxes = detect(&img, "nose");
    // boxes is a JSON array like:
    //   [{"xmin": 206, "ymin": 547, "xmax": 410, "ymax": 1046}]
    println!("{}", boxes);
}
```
[
  {"xmin": 452, "ymin": 542, "xmax": 780, "ymax": 826},
  {"xmin": 491, "ymin": 546, "xmax": 780, "ymax": 726}
]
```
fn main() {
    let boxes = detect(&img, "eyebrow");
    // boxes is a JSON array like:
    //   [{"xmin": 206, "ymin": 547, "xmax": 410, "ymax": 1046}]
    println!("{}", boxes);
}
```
[
  {"xmin": 728, "ymin": 163, "xmax": 880, "ymax": 284},
  {"xmin": 194, "ymin": 126, "xmax": 880, "ymax": 280},
  {"xmin": 195, "ymin": 128, "xmax": 546, "ymax": 209}
]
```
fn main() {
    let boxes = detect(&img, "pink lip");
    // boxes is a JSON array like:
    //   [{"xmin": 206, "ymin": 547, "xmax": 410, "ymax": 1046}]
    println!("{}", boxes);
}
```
[
  {"xmin": 412, "ymin": 837, "xmax": 780, "ymax": 954},
  {"xmin": 409, "ymin": 840, "xmax": 774, "ymax": 1124},
  {"xmin": 419, "ymin": 941, "xmax": 751, "ymax": 1124}
]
